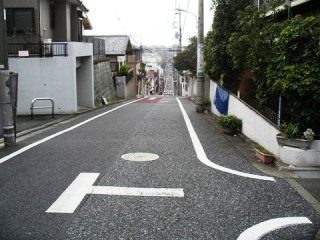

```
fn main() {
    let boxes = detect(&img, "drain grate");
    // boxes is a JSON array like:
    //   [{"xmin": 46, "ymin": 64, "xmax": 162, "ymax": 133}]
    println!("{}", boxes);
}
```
[{"xmin": 121, "ymin": 152, "xmax": 159, "ymax": 162}]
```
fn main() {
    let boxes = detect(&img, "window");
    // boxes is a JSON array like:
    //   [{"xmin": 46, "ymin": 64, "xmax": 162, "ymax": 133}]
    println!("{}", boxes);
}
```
[{"xmin": 6, "ymin": 8, "xmax": 34, "ymax": 33}]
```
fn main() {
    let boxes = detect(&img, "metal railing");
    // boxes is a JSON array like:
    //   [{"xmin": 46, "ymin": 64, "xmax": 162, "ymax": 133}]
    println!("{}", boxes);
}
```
[
  {"xmin": 30, "ymin": 98, "xmax": 55, "ymax": 120},
  {"xmin": 7, "ymin": 43, "xmax": 68, "ymax": 58}
]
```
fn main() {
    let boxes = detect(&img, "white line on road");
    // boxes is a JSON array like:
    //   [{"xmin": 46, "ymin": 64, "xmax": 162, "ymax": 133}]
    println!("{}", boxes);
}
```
[
  {"xmin": 46, "ymin": 173, "xmax": 184, "ymax": 213},
  {"xmin": 91, "ymin": 186, "xmax": 184, "ymax": 197},
  {"xmin": 237, "ymin": 217, "xmax": 312, "ymax": 240},
  {"xmin": 0, "ymin": 99, "xmax": 144, "ymax": 165},
  {"xmin": 46, "ymin": 173, "xmax": 100, "ymax": 214},
  {"xmin": 176, "ymin": 98, "xmax": 276, "ymax": 182}
]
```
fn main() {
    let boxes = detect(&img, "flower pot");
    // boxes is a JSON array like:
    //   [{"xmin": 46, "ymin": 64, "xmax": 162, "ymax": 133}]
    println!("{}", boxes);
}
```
[
  {"xmin": 276, "ymin": 133, "xmax": 313, "ymax": 150},
  {"xmin": 221, "ymin": 127, "xmax": 236, "ymax": 135},
  {"xmin": 255, "ymin": 148, "xmax": 274, "ymax": 164}
]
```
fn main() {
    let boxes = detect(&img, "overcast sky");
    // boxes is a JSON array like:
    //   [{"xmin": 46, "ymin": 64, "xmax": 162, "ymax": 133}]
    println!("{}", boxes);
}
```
[{"xmin": 82, "ymin": 0, "xmax": 214, "ymax": 47}]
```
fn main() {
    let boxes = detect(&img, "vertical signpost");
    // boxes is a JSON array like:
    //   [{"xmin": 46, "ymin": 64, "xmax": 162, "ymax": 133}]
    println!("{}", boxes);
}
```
[{"xmin": 196, "ymin": 0, "xmax": 204, "ymax": 113}]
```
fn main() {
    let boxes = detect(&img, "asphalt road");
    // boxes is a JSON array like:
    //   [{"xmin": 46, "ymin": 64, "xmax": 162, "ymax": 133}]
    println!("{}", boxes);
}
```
[{"xmin": 0, "ymin": 96, "xmax": 319, "ymax": 239}]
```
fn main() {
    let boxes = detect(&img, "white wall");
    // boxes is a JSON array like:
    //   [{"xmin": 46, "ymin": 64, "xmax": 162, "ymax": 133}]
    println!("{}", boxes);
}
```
[
  {"xmin": 9, "ymin": 42, "xmax": 94, "ymax": 115},
  {"xmin": 210, "ymin": 81, "xmax": 320, "ymax": 167},
  {"xmin": 9, "ymin": 57, "xmax": 77, "ymax": 114}
]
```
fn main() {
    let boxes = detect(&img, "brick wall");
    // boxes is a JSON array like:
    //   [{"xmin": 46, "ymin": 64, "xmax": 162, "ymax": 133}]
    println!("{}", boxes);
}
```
[{"xmin": 94, "ymin": 59, "xmax": 116, "ymax": 105}]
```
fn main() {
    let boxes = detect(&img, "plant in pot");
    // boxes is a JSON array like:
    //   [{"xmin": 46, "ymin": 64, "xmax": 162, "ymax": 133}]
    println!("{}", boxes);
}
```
[
  {"xmin": 276, "ymin": 122, "xmax": 315, "ymax": 150},
  {"xmin": 253, "ymin": 143, "xmax": 274, "ymax": 164},
  {"xmin": 217, "ymin": 115, "xmax": 242, "ymax": 134}
]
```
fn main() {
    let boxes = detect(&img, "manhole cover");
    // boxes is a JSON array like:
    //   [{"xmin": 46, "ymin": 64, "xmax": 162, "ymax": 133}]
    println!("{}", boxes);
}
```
[{"xmin": 121, "ymin": 152, "xmax": 159, "ymax": 162}]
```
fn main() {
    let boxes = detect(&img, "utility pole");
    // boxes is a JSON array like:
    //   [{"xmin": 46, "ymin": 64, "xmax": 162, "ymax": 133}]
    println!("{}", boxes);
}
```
[
  {"xmin": 196, "ymin": 0, "xmax": 204, "ymax": 113},
  {"xmin": 0, "ymin": 0, "xmax": 16, "ymax": 146},
  {"xmin": 178, "ymin": 10, "xmax": 182, "ymax": 51}
]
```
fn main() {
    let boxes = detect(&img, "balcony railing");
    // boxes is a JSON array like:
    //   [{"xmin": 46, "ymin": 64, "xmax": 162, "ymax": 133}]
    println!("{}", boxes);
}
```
[{"xmin": 8, "ymin": 43, "xmax": 68, "ymax": 58}]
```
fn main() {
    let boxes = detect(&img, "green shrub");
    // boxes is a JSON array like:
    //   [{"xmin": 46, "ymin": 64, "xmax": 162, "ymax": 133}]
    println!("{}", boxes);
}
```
[
  {"xmin": 119, "ymin": 64, "xmax": 129, "ymax": 76},
  {"xmin": 217, "ymin": 115, "xmax": 242, "ymax": 132},
  {"xmin": 280, "ymin": 122, "xmax": 300, "ymax": 139}
]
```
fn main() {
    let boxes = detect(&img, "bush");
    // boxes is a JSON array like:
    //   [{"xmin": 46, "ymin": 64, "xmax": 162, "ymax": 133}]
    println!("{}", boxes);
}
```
[
  {"xmin": 119, "ymin": 64, "xmax": 129, "ymax": 76},
  {"xmin": 217, "ymin": 115, "xmax": 242, "ymax": 132},
  {"xmin": 280, "ymin": 122, "xmax": 300, "ymax": 139}
]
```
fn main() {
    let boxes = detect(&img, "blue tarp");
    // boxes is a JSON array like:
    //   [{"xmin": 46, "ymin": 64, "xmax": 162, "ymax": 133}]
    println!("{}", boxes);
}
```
[{"xmin": 214, "ymin": 85, "xmax": 229, "ymax": 115}]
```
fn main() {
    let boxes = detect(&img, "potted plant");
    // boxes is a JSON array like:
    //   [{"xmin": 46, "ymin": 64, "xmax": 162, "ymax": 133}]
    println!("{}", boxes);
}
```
[
  {"xmin": 276, "ymin": 122, "xmax": 315, "ymax": 150},
  {"xmin": 253, "ymin": 143, "xmax": 274, "ymax": 164},
  {"xmin": 217, "ymin": 115, "xmax": 242, "ymax": 134}
]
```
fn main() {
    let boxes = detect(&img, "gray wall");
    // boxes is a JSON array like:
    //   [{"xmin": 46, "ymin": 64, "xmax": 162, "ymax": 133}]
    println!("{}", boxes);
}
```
[{"xmin": 93, "ymin": 60, "xmax": 116, "ymax": 104}]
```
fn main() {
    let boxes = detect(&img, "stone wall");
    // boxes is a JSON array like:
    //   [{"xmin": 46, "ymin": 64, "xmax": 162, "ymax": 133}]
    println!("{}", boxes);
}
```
[{"xmin": 93, "ymin": 58, "xmax": 116, "ymax": 104}]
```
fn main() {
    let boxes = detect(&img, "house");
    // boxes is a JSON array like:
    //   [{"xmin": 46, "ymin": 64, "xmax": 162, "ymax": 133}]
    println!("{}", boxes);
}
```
[
  {"xmin": 256, "ymin": 0, "xmax": 320, "ymax": 17},
  {"xmin": 5, "ymin": 0, "xmax": 95, "ymax": 115},
  {"xmin": 87, "ymin": 35, "xmax": 143, "ymax": 98}
]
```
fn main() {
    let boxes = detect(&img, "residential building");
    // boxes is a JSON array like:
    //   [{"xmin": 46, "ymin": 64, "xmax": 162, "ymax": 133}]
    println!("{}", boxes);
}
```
[
  {"xmin": 5, "ymin": 0, "xmax": 95, "ymax": 115},
  {"xmin": 256, "ymin": 0, "xmax": 320, "ymax": 17},
  {"xmin": 88, "ymin": 35, "xmax": 143, "ymax": 98}
]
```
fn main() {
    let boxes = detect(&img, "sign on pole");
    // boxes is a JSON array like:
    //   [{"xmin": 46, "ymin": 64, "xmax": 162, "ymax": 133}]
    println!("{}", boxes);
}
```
[
  {"xmin": 197, "ymin": 43, "xmax": 204, "ymax": 78},
  {"xmin": 0, "ymin": 0, "xmax": 8, "ymax": 70}
]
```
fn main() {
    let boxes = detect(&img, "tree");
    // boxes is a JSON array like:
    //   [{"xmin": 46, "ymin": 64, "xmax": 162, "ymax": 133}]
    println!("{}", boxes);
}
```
[
  {"xmin": 173, "ymin": 37, "xmax": 197, "ymax": 76},
  {"xmin": 267, "ymin": 15, "xmax": 320, "ymax": 132},
  {"xmin": 203, "ymin": 0, "xmax": 252, "ymax": 93},
  {"xmin": 227, "ymin": 0, "xmax": 283, "ymax": 104}
]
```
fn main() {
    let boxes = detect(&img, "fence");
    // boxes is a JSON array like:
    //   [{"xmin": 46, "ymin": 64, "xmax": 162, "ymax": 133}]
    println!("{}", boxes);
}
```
[
  {"xmin": 7, "ymin": 43, "xmax": 68, "ymax": 58},
  {"xmin": 81, "ymin": 36, "xmax": 105, "ymax": 56}
]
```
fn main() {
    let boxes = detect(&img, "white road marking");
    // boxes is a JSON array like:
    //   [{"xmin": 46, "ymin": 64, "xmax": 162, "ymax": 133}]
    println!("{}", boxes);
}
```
[
  {"xmin": 0, "ymin": 98, "xmax": 144, "ymax": 165},
  {"xmin": 46, "ymin": 173, "xmax": 184, "ymax": 214},
  {"xmin": 237, "ymin": 217, "xmax": 312, "ymax": 240},
  {"xmin": 91, "ymin": 186, "xmax": 184, "ymax": 197},
  {"xmin": 148, "ymin": 97, "xmax": 156, "ymax": 100},
  {"xmin": 176, "ymin": 98, "xmax": 276, "ymax": 182},
  {"xmin": 46, "ymin": 173, "xmax": 100, "ymax": 214}
]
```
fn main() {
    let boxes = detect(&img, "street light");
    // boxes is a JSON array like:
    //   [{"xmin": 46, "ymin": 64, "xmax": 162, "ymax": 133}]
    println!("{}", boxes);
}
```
[
  {"xmin": 176, "ymin": 4, "xmax": 204, "ymax": 112},
  {"xmin": 175, "ymin": 8, "xmax": 198, "ymax": 50},
  {"xmin": 175, "ymin": 8, "xmax": 198, "ymax": 28}
]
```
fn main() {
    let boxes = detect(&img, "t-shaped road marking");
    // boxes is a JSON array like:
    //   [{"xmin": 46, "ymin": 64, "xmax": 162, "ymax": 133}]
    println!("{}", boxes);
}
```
[{"xmin": 46, "ymin": 173, "xmax": 184, "ymax": 214}]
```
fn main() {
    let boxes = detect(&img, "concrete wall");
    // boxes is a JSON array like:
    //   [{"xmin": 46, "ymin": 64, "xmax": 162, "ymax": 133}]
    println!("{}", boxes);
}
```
[
  {"xmin": 10, "ymin": 57, "xmax": 77, "ymax": 114},
  {"xmin": 40, "ymin": 0, "xmax": 54, "ymax": 41},
  {"xmin": 115, "ymin": 76, "xmax": 126, "ymax": 99},
  {"xmin": 209, "ymin": 80, "xmax": 320, "ymax": 167},
  {"xmin": 9, "ymin": 42, "xmax": 94, "ymax": 114},
  {"xmin": 126, "ymin": 78, "xmax": 137, "ymax": 99},
  {"xmin": 76, "ymin": 56, "xmax": 94, "ymax": 108},
  {"xmin": 93, "ymin": 60, "xmax": 116, "ymax": 102}
]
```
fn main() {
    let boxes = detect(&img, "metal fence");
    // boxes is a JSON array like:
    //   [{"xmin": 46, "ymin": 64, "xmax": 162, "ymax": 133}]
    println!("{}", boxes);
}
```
[
  {"xmin": 242, "ymin": 97, "xmax": 320, "ymax": 135},
  {"xmin": 245, "ymin": 98, "xmax": 280, "ymax": 127},
  {"xmin": 81, "ymin": 36, "xmax": 105, "ymax": 56},
  {"xmin": 7, "ymin": 43, "xmax": 68, "ymax": 58}
]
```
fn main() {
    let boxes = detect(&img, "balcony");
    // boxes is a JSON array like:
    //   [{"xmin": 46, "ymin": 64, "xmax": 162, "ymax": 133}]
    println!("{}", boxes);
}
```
[{"xmin": 8, "ymin": 43, "xmax": 68, "ymax": 58}]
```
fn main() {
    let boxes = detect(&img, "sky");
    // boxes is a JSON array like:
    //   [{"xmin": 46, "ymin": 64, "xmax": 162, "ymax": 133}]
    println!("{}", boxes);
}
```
[{"xmin": 82, "ymin": 0, "xmax": 214, "ymax": 47}]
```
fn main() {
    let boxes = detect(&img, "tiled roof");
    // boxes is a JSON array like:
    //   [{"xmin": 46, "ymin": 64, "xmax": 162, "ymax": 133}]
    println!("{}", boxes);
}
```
[{"xmin": 89, "ymin": 35, "xmax": 132, "ymax": 55}]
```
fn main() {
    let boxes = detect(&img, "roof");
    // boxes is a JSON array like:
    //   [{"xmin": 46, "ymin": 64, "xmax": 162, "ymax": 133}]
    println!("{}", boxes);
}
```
[{"xmin": 90, "ymin": 35, "xmax": 133, "ymax": 56}]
